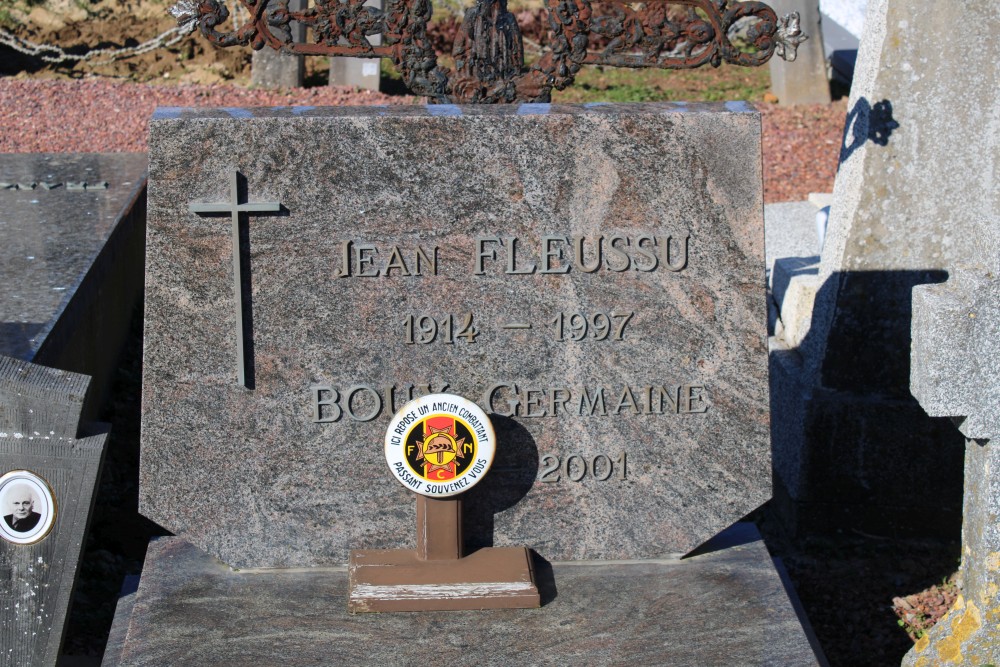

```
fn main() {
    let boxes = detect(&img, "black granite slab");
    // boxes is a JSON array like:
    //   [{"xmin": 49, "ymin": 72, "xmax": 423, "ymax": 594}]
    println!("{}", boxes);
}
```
[
  {"xmin": 0, "ymin": 153, "xmax": 147, "ymax": 421},
  {"xmin": 0, "ymin": 357, "xmax": 107, "ymax": 667}
]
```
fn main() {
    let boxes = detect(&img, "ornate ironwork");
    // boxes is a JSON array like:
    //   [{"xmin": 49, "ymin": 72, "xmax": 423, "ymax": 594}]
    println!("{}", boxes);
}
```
[{"xmin": 171, "ymin": 0, "xmax": 806, "ymax": 103}]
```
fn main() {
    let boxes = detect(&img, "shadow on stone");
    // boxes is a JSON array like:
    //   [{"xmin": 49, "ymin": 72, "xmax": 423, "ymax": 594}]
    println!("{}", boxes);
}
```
[
  {"xmin": 683, "ymin": 521, "xmax": 762, "ymax": 559},
  {"xmin": 237, "ymin": 174, "xmax": 257, "ymax": 389},
  {"xmin": 768, "ymin": 267, "xmax": 965, "ymax": 667},
  {"xmin": 772, "ymin": 268, "xmax": 963, "ymax": 538},
  {"xmin": 823, "ymin": 269, "xmax": 947, "ymax": 394},
  {"xmin": 60, "ymin": 301, "xmax": 170, "ymax": 659},
  {"xmin": 462, "ymin": 415, "xmax": 538, "ymax": 552},
  {"xmin": 0, "ymin": 322, "xmax": 45, "ymax": 359},
  {"xmin": 529, "ymin": 549, "xmax": 558, "ymax": 606},
  {"xmin": 235, "ymin": 172, "xmax": 291, "ymax": 390},
  {"xmin": 841, "ymin": 97, "xmax": 900, "ymax": 161}
]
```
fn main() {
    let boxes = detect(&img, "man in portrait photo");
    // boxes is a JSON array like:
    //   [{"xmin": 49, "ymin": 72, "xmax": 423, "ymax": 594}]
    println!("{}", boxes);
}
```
[{"xmin": 4, "ymin": 485, "xmax": 41, "ymax": 533}]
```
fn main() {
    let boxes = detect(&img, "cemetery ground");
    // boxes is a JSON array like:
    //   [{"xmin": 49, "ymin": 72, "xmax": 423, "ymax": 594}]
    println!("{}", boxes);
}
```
[{"xmin": 0, "ymin": 2, "xmax": 964, "ymax": 665}]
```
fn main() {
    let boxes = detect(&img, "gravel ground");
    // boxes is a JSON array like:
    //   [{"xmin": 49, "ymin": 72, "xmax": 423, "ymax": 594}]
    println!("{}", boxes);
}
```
[{"xmin": 0, "ymin": 78, "xmax": 845, "ymax": 203}]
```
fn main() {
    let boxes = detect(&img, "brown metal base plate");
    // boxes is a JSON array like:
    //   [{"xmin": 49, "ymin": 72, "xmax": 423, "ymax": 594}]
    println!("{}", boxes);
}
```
[{"xmin": 348, "ymin": 547, "xmax": 540, "ymax": 613}]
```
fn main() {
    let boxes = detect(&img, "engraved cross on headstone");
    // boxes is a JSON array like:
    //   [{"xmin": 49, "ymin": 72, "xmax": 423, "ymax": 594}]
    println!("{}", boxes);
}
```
[{"xmin": 189, "ymin": 168, "xmax": 281, "ymax": 387}]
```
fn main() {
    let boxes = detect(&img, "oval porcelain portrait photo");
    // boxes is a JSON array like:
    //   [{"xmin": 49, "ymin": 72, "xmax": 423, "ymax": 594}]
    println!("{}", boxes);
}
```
[{"xmin": 0, "ymin": 470, "xmax": 57, "ymax": 546}]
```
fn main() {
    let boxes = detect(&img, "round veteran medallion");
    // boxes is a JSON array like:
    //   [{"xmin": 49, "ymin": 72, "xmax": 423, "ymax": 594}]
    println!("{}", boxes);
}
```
[{"xmin": 384, "ymin": 393, "xmax": 495, "ymax": 497}]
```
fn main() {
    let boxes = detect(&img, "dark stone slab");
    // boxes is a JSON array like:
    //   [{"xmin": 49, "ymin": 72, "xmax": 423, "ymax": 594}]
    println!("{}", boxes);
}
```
[
  {"xmin": 102, "ymin": 575, "xmax": 140, "ymax": 667},
  {"xmin": 0, "ymin": 357, "xmax": 107, "ymax": 667},
  {"xmin": 0, "ymin": 153, "xmax": 147, "ymax": 422},
  {"xmin": 108, "ymin": 525, "xmax": 822, "ymax": 666},
  {"xmin": 142, "ymin": 102, "xmax": 770, "ymax": 568},
  {"xmin": 0, "ymin": 355, "xmax": 89, "ymax": 439}
]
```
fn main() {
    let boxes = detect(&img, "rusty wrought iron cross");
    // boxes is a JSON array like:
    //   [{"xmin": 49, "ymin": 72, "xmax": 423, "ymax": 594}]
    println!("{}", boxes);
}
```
[{"xmin": 171, "ymin": 0, "xmax": 806, "ymax": 104}]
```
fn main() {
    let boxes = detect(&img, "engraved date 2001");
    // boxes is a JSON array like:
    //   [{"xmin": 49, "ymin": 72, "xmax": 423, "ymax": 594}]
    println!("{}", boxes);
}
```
[{"xmin": 540, "ymin": 452, "xmax": 627, "ymax": 482}]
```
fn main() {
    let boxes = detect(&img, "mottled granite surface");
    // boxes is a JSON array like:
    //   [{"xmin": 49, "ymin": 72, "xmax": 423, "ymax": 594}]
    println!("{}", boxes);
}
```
[
  {"xmin": 0, "ymin": 154, "xmax": 147, "ymax": 360},
  {"xmin": 107, "ymin": 525, "xmax": 822, "ymax": 667},
  {"xmin": 902, "ymin": 20, "xmax": 1000, "ymax": 655},
  {"xmin": 143, "ymin": 103, "xmax": 770, "ymax": 568},
  {"xmin": 907, "ymin": 275, "xmax": 1000, "ymax": 666}
]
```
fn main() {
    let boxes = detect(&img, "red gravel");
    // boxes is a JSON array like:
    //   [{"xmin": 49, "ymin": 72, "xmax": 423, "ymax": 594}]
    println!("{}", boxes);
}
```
[
  {"xmin": 0, "ymin": 78, "xmax": 413, "ymax": 152},
  {"xmin": 761, "ymin": 100, "xmax": 847, "ymax": 203},
  {"xmin": 0, "ymin": 78, "xmax": 846, "ymax": 203}
]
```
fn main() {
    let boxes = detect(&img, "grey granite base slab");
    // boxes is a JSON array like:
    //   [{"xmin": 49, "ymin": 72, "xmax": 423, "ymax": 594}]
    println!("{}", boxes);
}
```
[
  {"xmin": 763, "ymin": 201, "xmax": 821, "ymax": 271},
  {"xmin": 107, "ymin": 525, "xmax": 822, "ymax": 666}
]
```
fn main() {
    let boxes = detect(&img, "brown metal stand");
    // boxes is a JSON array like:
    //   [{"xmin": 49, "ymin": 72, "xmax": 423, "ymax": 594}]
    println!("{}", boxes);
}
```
[
  {"xmin": 417, "ymin": 495, "xmax": 462, "ymax": 560},
  {"xmin": 348, "ymin": 496, "xmax": 540, "ymax": 613}
]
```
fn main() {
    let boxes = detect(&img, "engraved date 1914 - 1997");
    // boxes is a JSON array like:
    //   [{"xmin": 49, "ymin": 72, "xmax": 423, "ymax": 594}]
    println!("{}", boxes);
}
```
[{"xmin": 403, "ymin": 311, "xmax": 634, "ymax": 344}]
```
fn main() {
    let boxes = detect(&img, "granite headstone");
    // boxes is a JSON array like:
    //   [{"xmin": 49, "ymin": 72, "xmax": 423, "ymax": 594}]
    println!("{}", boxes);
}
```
[
  {"xmin": 0, "ymin": 356, "xmax": 107, "ymax": 667},
  {"xmin": 249, "ymin": 0, "xmax": 305, "ymax": 88},
  {"xmin": 904, "ymin": 273, "xmax": 1000, "ymax": 666},
  {"xmin": 328, "ymin": 0, "xmax": 383, "ymax": 92},
  {"xmin": 109, "ymin": 100, "xmax": 826, "ymax": 665},
  {"xmin": 141, "ymin": 102, "xmax": 771, "ymax": 570},
  {"xmin": 899, "ymin": 11, "xmax": 999, "ymax": 654}
]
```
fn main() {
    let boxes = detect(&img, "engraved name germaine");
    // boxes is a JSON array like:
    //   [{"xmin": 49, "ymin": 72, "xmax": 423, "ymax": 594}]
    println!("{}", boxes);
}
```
[{"xmin": 310, "ymin": 383, "xmax": 711, "ymax": 423}]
